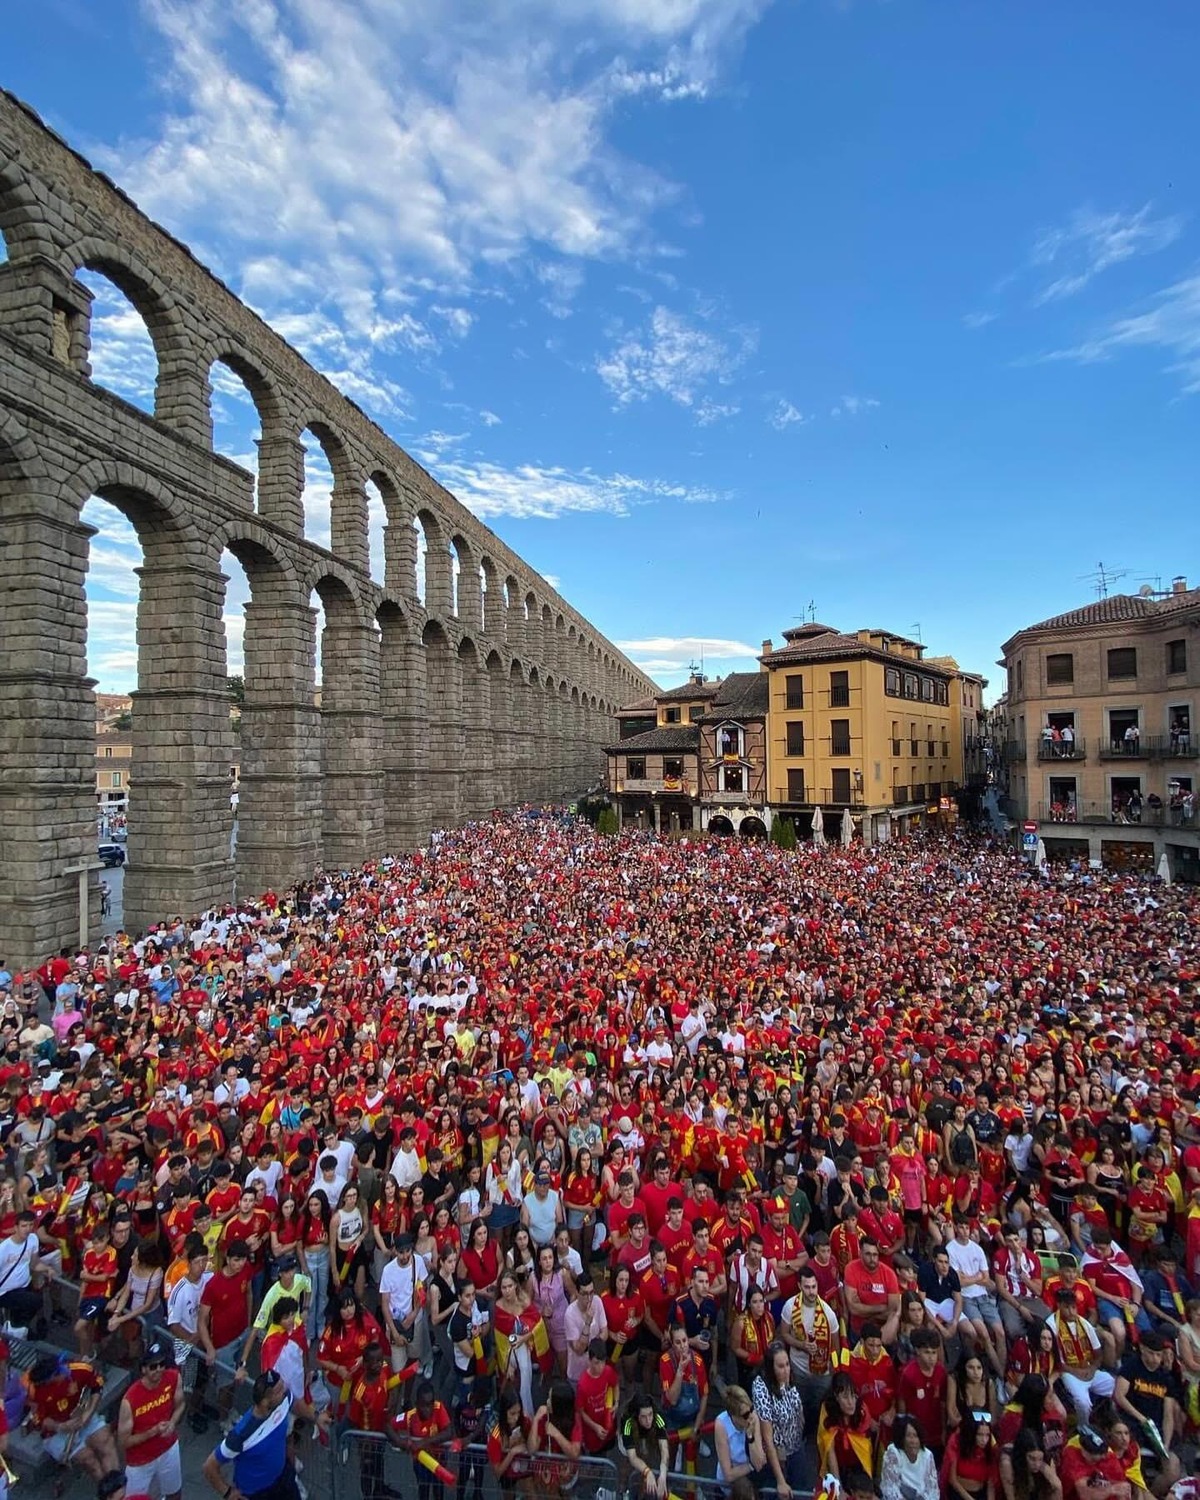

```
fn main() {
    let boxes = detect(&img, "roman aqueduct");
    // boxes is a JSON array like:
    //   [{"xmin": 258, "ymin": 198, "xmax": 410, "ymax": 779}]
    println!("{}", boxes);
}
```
[{"xmin": 0, "ymin": 92, "xmax": 655, "ymax": 966}]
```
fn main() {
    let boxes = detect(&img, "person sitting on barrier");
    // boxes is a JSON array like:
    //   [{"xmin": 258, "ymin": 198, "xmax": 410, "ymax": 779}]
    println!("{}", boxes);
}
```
[
  {"xmin": 617, "ymin": 1390, "xmax": 668, "ymax": 1500},
  {"xmin": 489, "ymin": 1389, "xmax": 533, "ymax": 1495},
  {"xmin": 529, "ymin": 1380, "xmax": 583, "ymax": 1500},
  {"xmin": 27, "ymin": 1349, "xmax": 121, "ymax": 1484}
]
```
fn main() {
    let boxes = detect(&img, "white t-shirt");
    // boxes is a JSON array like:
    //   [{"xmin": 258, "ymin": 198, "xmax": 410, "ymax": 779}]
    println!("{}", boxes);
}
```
[
  {"xmin": 167, "ymin": 1272, "xmax": 210, "ymax": 1365},
  {"xmin": 380, "ymin": 1255, "xmax": 429, "ymax": 1326},
  {"xmin": 946, "ymin": 1237, "xmax": 989, "ymax": 1300},
  {"xmin": 0, "ymin": 1235, "xmax": 36, "ymax": 1293}
]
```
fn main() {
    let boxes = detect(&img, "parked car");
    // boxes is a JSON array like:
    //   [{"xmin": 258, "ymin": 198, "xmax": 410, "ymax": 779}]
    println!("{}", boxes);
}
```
[{"xmin": 98, "ymin": 844, "xmax": 126, "ymax": 867}]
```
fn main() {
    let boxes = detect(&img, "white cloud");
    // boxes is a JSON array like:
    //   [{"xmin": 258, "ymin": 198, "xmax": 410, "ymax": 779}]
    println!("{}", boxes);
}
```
[
  {"xmin": 479, "ymin": 409, "xmax": 502, "ymax": 426},
  {"xmin": 432, "ymin": 457, "xmax": 723, "ymax": 520},
  {"xmin": 1038, "ymin": 272, "xmax": 1200, "ymax": 393},
  {"xmin": 769, "ymin": 399, "xmax": 806, "ymax": 429},
  {"xmin": 540, "ymin": 572, "xmax": 563, "ymax": 591},
  {"xmin": 962, "ymin": 310, "xmax": 997, "ymax": 330},
  {"xmin": 537, "ymin": 262, "xmax": 585, "ymax": 319},
  {"xmin": 1030, "ymin": 204, "xmax": 1183, "ymax": 305},
  {"xmin": 617, "ymin": 634, "xmax": 759, "ymax": 657},
  {"xmin": 830, "ymin": 394, "xmax": 880, "ymax": 417},
  {"xmin": 596, "ymin": 305, "xmax": 755, "ymax": 411},
  {"xmin": 94, "ymin": 0, "xmax": 770, "ymax": 427}
]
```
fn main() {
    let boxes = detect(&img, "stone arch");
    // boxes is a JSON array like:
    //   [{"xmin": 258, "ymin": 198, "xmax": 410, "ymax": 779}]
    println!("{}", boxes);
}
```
[
  {"xmin": 378, "ymin": 598, "xmax": 427, "ymax": 849},
  {"xmin": 417, "ymin": 508, "xmax": 451, "ymax": 615},
  {"xmin": 206, "ymin": 348, "xmax": 286, "ymax": 514},
  {"xmin": 0, "ymin": 160, "xmax": 56, "ymax": 262},
  {"xmin": 483, "ymin": 647, "xmax": 508, "ymax": 811},
  {"xmin": 480, "ymin": 555, "xmax": 502, "ymax": 640},
  {"xmin": 69, "ymin": 238, "xmax": 207, "ymax": 440},
  {"xmin": 299, "ymin": 554, "xmax": 367, "ymax": 621},
  {"xmin": 449, "ymin": 533, "xmax": 481, "ymax": 630},
  {"xmin": 423, "ymin": 618, "xmax": 461, "ymax": 830},
  {"xmin": 212, "ymin": 518, "xmax": 303, "ymax": 597},
  {"xmin": 299, "ymin": 418, "xmax": 366, "ymax": 570},
  {"xmin": 368, "ymin": 468, "xmax": 417, "ymax": 602}
]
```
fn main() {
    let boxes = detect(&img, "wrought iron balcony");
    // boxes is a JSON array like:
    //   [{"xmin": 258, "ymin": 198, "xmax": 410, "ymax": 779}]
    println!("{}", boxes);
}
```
[
  {"xmin": 1036, "ymin": 737, "xmax": 1086, "ymax": 762},
  {"xmin": 1035, "ymin": 800, "xmax": 1198, "ymax": 829},
  {"xmin": 1003, "ymin": 741, "xmax": 1027, "ymax": 762},
  {"xmin": 1099, "ymin": 739, "xmax": 1148, "ymax": 761}
]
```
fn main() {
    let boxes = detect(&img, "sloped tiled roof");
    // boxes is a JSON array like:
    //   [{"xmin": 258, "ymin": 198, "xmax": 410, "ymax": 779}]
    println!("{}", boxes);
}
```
[
  {"xmin": 761, "ymin": 627, "xmax": 952, "ymax": 676},
  {"xmin": 603, "ymin": 726, "xmax": 700, "ymax": 754},
  {"xmin": 655, "ymin": 679, "xmax": 722, "ymax": 701},
  {"xmin": 699, "ymin": 671, "xmax": 769, "ymax": 721},
  {"xmin": 616, "ymin": 696, "xmax": 658, "ymax": 715},
  {"xmin": 1005, "ymin": 586, "xmax": 1200, "ymax": 644}
]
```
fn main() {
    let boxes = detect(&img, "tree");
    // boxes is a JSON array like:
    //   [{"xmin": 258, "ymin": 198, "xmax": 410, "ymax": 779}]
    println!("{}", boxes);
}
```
[
  {"xmin": 111, "ymin": 712, "xmax": 132, "ymax": 731},
  {"xmin": 596, "ymin": 807, "xmax": 619, "ymax": 835},
  {"xmin": 228, "ymin": 675, "xmax": 245, "ymax": 704},
  {"xmin": 771, "ymin": 816, "xmax": 797, "ymax": 850}
]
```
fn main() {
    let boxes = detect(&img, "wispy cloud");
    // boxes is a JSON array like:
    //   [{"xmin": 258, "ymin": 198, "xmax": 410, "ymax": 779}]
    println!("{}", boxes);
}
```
[
  {"xmin": 479, "ymin": 409, "xmax": 502, "ymax": 427},
  {"xmin": 1038, "ymin": 272, "xmax": 1200, "ymax": 393},
  {"xmin": 95, "ymin": 0, "xmax": 771, "ymax": 428},
  {"xmin": 616, "ymin": 633, "xmax": 761, "ymax": 682},
  {"xmin": 1030, "ymin": 204, "xmax": 1183, "ymax": 305},
  {"xmin": 769, "ymin": 399, "xmax": 806, "ymax": 429},
  {"xmin": 962, "ymin": 310, "xmax": 997, "ymax": 330},
  {"xmin": 432, "ymin": 457, "xmax": 724, "ymax": 520},
  {"xmin": 596, "ymin": 305, "xmax": 756, "ymax": 412},
  {"xmin": 830, "ymin": 394, "xmax": 879, "ymax": 417}
]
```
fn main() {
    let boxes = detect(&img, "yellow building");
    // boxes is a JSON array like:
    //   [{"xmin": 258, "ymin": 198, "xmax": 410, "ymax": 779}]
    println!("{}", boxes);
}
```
[
  {"xmin": 96, "ymin": 730, "xmax": 131, "ymax": 813},
  {"xmin": 760, "ymin": 622, "xmax": 966, "ymax": 843},
  {"xmin": 927, "ymin": 656, "xmax": 989, "ymax": 788}
]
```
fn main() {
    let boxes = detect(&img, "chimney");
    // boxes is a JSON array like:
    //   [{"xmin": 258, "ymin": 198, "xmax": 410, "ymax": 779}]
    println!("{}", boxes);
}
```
[
  {"xmin": 761, "ymin": 639, "xmax": 772, "ymax": 654},
  {"xmin": 1173, "ymin": 575, "xmax": 1187, "ymax": 594}
]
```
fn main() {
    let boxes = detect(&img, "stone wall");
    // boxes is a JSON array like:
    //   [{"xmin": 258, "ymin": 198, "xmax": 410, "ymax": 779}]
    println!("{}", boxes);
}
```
[{"xmin": 0, "ymin": 92, "xmax": 655, "ymax": 967}]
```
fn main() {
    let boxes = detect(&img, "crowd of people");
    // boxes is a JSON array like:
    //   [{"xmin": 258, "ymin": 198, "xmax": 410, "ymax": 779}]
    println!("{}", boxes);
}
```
[{"xmin": 0, "ymin": 811, "xmax": 1198, "ymax": 1500}]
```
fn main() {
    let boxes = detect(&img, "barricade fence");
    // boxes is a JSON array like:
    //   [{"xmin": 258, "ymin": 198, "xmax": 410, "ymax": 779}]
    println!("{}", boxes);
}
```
[{"xmin": 334, "ymin": 1432, "xmax": 620, "ymax": 1500}]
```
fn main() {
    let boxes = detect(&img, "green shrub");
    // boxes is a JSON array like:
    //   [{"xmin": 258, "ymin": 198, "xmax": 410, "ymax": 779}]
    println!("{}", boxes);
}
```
[
  {"xmin": 596, "ymin": 807, "xmax": 619, "ymax": 835},
  {"xmin": 771, "ymin": 816, "xmax": 797, "ymax": 849}
]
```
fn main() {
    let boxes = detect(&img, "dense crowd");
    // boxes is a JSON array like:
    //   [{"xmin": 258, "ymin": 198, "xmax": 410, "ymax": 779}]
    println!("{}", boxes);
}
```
[{"xmin": 0, "ymin": 811, "xmax": 1198, "ymax": 1500}]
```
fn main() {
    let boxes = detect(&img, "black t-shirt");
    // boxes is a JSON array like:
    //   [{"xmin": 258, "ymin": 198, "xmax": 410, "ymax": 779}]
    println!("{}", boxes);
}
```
[
  {"xmin": 447, "ymin": 1307, "xmax": 476, "ymax": 1369},
  {"xmin": 967, "ymin": 1109, "xmax": 1003, "ymax": 1146},
  {"xmin": 1117, "ymin": 1352, "xmax": 1179, "ymax": 1434}
]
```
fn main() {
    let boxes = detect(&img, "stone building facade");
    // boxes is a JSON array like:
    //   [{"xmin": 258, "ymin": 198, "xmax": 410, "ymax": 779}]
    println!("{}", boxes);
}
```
[{"xmin": 0, "ymin": 92, "xmax": 655, "ymax": 965}]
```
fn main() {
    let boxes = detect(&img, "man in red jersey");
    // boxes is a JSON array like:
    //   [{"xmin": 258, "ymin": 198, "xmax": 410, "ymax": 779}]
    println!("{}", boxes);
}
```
[{"xmin": 118, "ymin": 1338, "xmax": 185, "ymax": 1500}]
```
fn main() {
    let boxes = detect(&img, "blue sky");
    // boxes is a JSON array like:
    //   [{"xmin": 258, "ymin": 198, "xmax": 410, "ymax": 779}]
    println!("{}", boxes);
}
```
[{"xmin": 5, "ymin": 0, "xmax": 1200, "ymax": 697}]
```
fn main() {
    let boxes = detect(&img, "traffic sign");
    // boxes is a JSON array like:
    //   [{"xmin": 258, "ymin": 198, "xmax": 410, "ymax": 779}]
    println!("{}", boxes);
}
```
[
  {"xmin": 1022, "ymin": 832, "xmax": 1038, "ymax": 849},
  {"xmin": 1023, "ymin": 821, "xmax": 1037, "ymax": 833}
]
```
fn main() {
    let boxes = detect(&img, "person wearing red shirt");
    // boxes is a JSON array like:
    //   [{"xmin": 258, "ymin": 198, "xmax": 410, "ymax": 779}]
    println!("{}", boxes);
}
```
[
  {"xmin": 895, "ymin": 1328, "xmax": 949, "ymax": 1456},
  {"xmin": 199, "ymin": 1240, "xmax": 254, "ymax": 1416},
  {"xmin": 397, "ymin": 1380, "xmax": 454, "ymax": 1500},
  {"xmin": 75, "ymin": 1220, "xmax": 119, "ymax": 1359},
  {"xmin": 638, "ymin": 1244, "xmax": 681, "ymax": 1353},
  {"xmin": 678, "ymin": 1221, "xmax": 727, "ymax": 1302},
  {"xmin": 848, "ymin": 1322, "xmax": 898, "ymax": 1442},
  {"xmin": 759, "ymin": 1198, "xmax": 806, "ymax": 1301},
  {"xmin": 221, "ymin": 1189, "xmax": 271, "ymax": 1283},
  {"xmin": 657, "ymin": 1198, "xmax": 692, "ymax": 1276},
  {"xmin": 842, "ymin": 1240, "xmax": 901, "ymax": 1344},
  {"xmin": 809, "ymin": 1233, "xmax": 842, "ymax": 1306},
  {"xmin": 27, "ymin": 1351, "xmax": 118, "ymax": 1481},
  {"xmin": 575, "ymin": 1338, "xmax": 620, "ymax": 1453},
  {"xmin": 639, "ymin": 1156, "xmax": 684, "ymax": 1237},
  {"xmin": 1059, "ymin": 1430, "xmax": 1130, "ymax": 1500},
  {"xmin": 859, "ymin": 1187, "xmax": 905, "ymax": 1265},
  {"xmin": 607, "ymin": 1177, "xmax": 649, "ymax": 1254},
  {"xmin": 616, "ymin": 1217, "xmax": 654, "ymax": 1282},
  {"xmin": 118, "ymin": 1338, "xmax": 185, "ymax": 1500}
]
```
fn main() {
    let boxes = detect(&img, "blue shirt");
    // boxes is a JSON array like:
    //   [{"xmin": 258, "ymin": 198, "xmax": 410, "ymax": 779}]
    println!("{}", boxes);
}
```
[{"xmin": 214, "ymin": 1393, "xmax": 292, "ymax": 1493}]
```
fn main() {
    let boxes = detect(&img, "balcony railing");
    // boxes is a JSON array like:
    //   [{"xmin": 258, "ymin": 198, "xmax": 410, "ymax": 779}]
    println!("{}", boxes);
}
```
[
  {"xmin": 1099, "ymin": 734, "xmax": 1197, "ymax": 760},
  {"xmin": 1098, "ymin": 739, "xmax": 1148, "ymax": 761},
  {"xmin": 786, "ymin": 788, "xmax": 864, "ymax": 808},
  {"xmin": 829, "ymin": 686, "xmax": 851, "ymax": 707},
  {"xmin": 1037, "ymin": 737, "xmax": 1086, "ymax": 762},
  {"xmin": 1036, "ymin": 800, "xmax": 1198, "ymax": 829},
  {"xmin": 893, "ymin": 787, "xmax": 909, "ymax": 805},
  {"xmin": 830, "ymin": 740, "xmax": 852, "ymax": 757},
  {"xmin": 1004, "ymin": 741, "xmax": 1027, "ymax": 762},
  {"xmin": 619, "ymin": 777, "xmax": 696, "ymax": 795},
  {"xmin": 891, "ymin": 739, "xmax": 901, "ymax": 756}
]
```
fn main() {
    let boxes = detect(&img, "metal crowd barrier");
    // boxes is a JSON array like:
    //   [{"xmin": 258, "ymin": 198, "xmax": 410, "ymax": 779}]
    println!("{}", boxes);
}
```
[{"xmin": 334, "ymin": 1431, "xmax": 620, "ymax": 1500}]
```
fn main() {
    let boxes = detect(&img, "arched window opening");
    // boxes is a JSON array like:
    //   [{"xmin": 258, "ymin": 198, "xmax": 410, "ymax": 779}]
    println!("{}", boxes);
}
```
[
  {"xmin": 77, "ymin": 268, "xmax": 157, "ymax": 413},
  {"xmin": 479, "ymin": 565, "xmax": 488, "ymax": 634},
  {"xmin": 210, "ymin": 359, "xmax": 263, "ymax": 503},
  {"xmin": 412, "ymin": 515, "xmax": 428, "ymax": 607},
  {"xmin": 309, "ymin": 588, "xmax": 327, "ymax": 700},
  {"xmin": 365, "ymin": 477, "xmax": 387, "ymax": 587},
  {"xmin": 300, "ymin": 429, "xmax": 336, "ymax": 550},
  {"xmin": 448, "ymin": 540, "xmax": 462, "ymax": 618}
]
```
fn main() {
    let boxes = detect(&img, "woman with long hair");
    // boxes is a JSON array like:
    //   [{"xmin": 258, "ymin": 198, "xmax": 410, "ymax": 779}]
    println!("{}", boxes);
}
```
[
  {"xmin": 317, "ymin": 1290, "xmax": 384, "ymax": 1414},
  {"xmin": 563, "ymin": 1147, "xmax": 600, "ymax": 1264},
  {"xmin": 602, "ymin": 1261, "xmax": 644, "ymax": 1384},
  {"xmin": 329, "ymin": 1182, "xmax": 369, "ymax": 1302},
  {"xmin": 486, "ymin": 1389, "xmax": 532, "ymax": 1495},
  {"xmin": 486, "ymin": 1140, "xmax": 524, "ymax": 1250},
  {"xmin": 492, "ymin": 1268, "xmax": 549, "ymax": 1418},
  {"xmin": 880, "ymin": 1416, "xmax": 940, "ymax": 1500},
  {"xmin": 995, "ymin": 1375, "xmax": 1066, "ymax": 1468},
  {"xmin": 529, "ymin": 1379, "xmax": 582, "ymax": 1500},
  {"xmin": 947, "ymin": 1351, "xmax": 999, "ymax": 1430},
  {"xmin": 998, "ymin": 1429, "xmax": 1062, "ymax": 1500},
  {"xmin": 816, "ymin": 1372, "xmax": 874, "ymax": 1483},
  {"xmin": 617, "ymin": 1390, "xmax": 669, "ymax": 1499},
  {"xmin": 751, "ymin": 1343, "xmax": 806, "ymax": 1498},
  {"xmin": 533, "ymin": 1243, "xmax": 571, "ymax": 1376},
  {"xmin": 942, "ymin": 1410, "xmax": 998, "ymax": 1500},
  {"xmin": 300, "ymin": 1191, "xmax": 332, "ymax": 1343},
  {"xmin": 460, "ymin": 1218, "xmax": 502, "ymax": 1301},
  {"xmin": 730, "ymin": 1286, "xmax": 776, "ymax": 1391},
  {"xmin": 427, "ymin": 1241, "xmax": 461, "ymax": 1392}
]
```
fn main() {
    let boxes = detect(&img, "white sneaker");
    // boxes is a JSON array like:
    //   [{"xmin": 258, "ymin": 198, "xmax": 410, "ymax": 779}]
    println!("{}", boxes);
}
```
[{"xmin": 1, "ymin": 1324, "xmax": 28, "ymax": 1340}]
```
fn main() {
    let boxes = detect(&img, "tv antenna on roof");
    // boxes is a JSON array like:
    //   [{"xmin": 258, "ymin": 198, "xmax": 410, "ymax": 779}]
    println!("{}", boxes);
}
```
[
  {"xmin": 1079, "ymin": 561, "xmax": 1129, "ymax": 599},
  {"xmin": 911, "ymin": 622, "xmax": 923, "ymax": 643}
]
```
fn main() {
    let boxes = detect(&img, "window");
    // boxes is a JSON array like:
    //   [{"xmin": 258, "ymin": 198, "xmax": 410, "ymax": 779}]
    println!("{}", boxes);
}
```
[
  {"xmin": 928, "ymin": 782, "xmax": 941, "ymax": 800},
  {"xmin": 829, "ymin": 671, "xmax": 850, "ymax": 707},
  {"xmin": 104, "ymin": 747, "xmax": 112, "ymax": 758},
  {"xmin": 719, "ymin": 726, "xmax": 742, "ymax": 758},
  {"xmin": 830, "ymin": 719, "xmax": 851, "ymax": 756},
  {"xmin": 920, "ymin": 677, "xmax": 934, "ymax": 702},
  {"xmin": 903, "ymin": 673, "xmax": 919, "ymax": 699},
  {"xmin": 787, "ymin": 769, "xmax": 806, "ymax": 801},
  {"xmin": 912, "ymin": 782, "xmax": 925, "ymax": 802},
  {"xmin": 1167, "ymin": 639, "xmax": 1187, "ymax": 675},
  {"xmin": 663, "ymin": 757, "xmax": 684, "ymax": 780},
  {"xmin": 112, "ymin": 771, "xmax": 122, "ymax": 788},
  {"xmin": 1107, "ymin": 647, "xmax": 1137, "ymax": 680},
  {"xmin": 626, "ymin": 757, "xmax": 646, "ymax": 780},
  {"xmin": 936, "ymin": 681, "xmax": 949, "ymax": 706},
  {"xmin": 910, "ymin": 723, "xmax": 919, "ymax": 757},
  {"xmin": 1107, "ymin": 708, "xmax": 1140, "ymax": 751},
  {"xmin": 831, "ymin": 768, "xmax": 852, "ymax": 803},
  {"xmin": 891, "ymin": 720, "xmax": 901, "ymax": 757},
  {"xmin": 1046, "ymin": 652, "xmax": 1074, "ymax": 685},
  {"xmin": 1016, "ymin": 659, "xmax": 1024, "ymax": 693},
  {"xmin": 785, "ymin": 721, "xmax": 805, "ymax": 756},
  {"xmin": 941, "ymin": 740, "xmax": 949, "ymax": 758},
  {"xmin": 689, "ymin": 706, "xmax": 704, "ymax": 722},
  {"xmin": 664, "ymin": 706, "xmax": 681, "ymax": 723},
  {"xmin": 885, "ymin": 668, "xmax": 900, "ymax": 697},
  {"xmin": 785, "ymin": 675, "xmax": 804, "ymax": 709},
  {"xmin": 723, "ymin": 764, "xmax": 744, "ymax": 793}
]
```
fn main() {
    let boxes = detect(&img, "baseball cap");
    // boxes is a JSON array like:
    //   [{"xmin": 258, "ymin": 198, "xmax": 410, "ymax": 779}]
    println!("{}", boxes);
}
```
[
  {"xmin": 143, "ymin": 1338, "xmax": 171, "ymax": 1366},
  {"xmin": 276, "ymin": 1251, "xmax": 299, "ymax": 1273}
]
